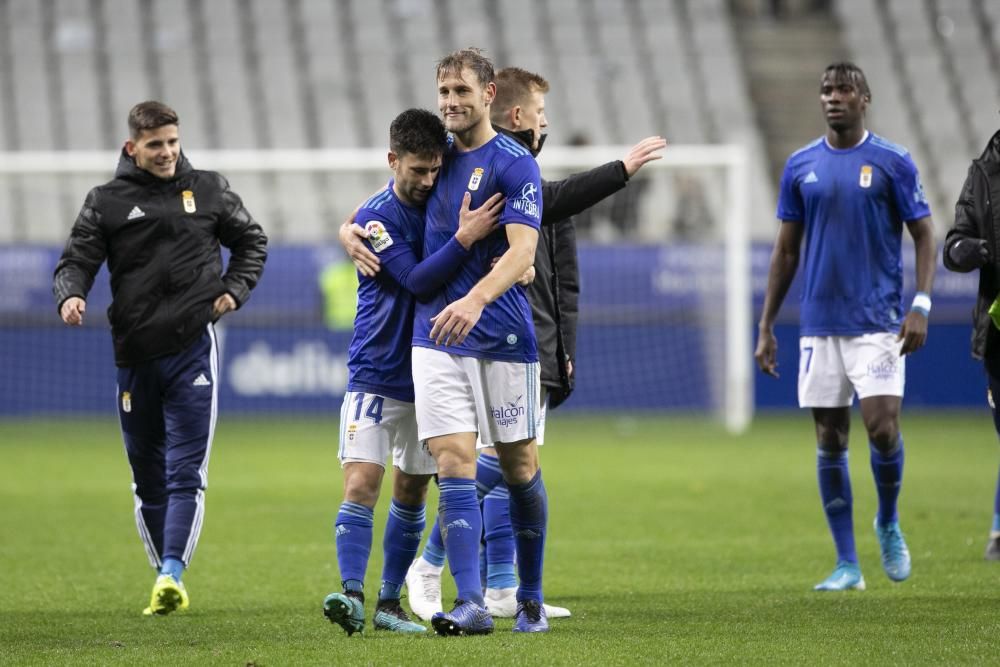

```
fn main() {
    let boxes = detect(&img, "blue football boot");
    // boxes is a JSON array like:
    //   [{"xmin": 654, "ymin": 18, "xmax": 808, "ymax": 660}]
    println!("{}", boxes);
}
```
[
  {"xmin": 512, "ymin": 599, "xmax": 549, "ymax": 633},
  {"xmin": 430, "ymin": 599, "xmax": 494, "ymax": 636},
  {"xmin": 373, "ymin": 598, "xmax": 427, "ymax": 634},
  {"xmin": 813, "ymin": 561, "xmax": 866, "ymax": 591},
  {"xmin": 323, "ymin": 592, "xmax": 365, "ymax": 636},
  {"xmin": 874, "ymin": 518, "xmax": 912, "ymax": 582}
]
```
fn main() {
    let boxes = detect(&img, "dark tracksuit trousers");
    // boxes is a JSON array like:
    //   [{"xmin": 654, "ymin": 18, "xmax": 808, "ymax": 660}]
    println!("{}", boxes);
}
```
[{"xmin": 117, "ymin": 325, "xmax": 218, "ymax": 569}]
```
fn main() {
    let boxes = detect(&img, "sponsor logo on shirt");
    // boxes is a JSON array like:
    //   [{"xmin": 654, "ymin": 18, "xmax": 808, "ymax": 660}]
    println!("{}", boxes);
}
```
[
  {"xmin": 511, "ymin": 182, "xmax": 540, "ymax": 219},
  {"xmin": 468, "ymin": 167, "xmax": 484, "ymax": 191},
  {"xmin": 492, "ymin": 394, "xmax": 525, "ymax": 428},
  {"xmin": 913, "ymin": 178, "xmax": 927, "ymax": 204},
  {"xmin": 803, "ymin": 170, "xmax": 819, "ymax": 184},
  {"xmin": 859, "ymin": 165, "xmax": 873, "ymax": 188},
  {"xmin": 365, "ymin": 220, "xmax": 394, "ymax": 252}
]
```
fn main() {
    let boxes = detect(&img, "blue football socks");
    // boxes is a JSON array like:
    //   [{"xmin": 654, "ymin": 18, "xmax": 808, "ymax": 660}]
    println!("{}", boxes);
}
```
[
  {"xmin": 438, "ymin": 478, "xmax": 484, "ymax": 606},
  {"xmin": 420, "ymin": 454, "xmax": 505, "ymax": 570},
  {"xmin": 817, "ymin": 449, "xmax": 857, "ymax": 564},
  {"xmin": 870, "ymin": 438, "xmax": 904, "ymax": 524},
  {"xmin": 422, "ymin": 521, "xmax": 447, "ymax": 568},
  {"xmin": 335, "ymin": 501, "xmax": 374, "ymax": 585},
  {"xmin": 159, "ymin": 556, "xmax": 185, "ymax": 582},
  {"xmin": 483, "ymin": 483, "xmax": 516, "ymax": 590},
  {"xmin": 992, "ymin": 468, "xmax": 1000, "ymax": 534},
  {"xmin": 507, "ymin": 469, "xmax": 548, "ymax": 601},
  {"xmin": 475, "ymin": 454, "xmax": 504, "ymax": 500},
  {"xmin": 381, "ymin": 499, "xmax": 425, "ymax": 600}
]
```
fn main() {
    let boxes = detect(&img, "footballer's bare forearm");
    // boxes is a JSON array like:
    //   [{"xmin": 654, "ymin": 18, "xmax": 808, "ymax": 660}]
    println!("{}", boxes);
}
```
[
  {"xmin": 759, "ymin": 249, "xmax": 799, "ymax": 331},
  {"xmin": 759, "ymin": 222, "xmax": 803, "ymax": 330},
  {"xmin": 469, "ymin": 233, "xmax": 536, "ymax": 305},
  {"xmin": 908, "ymin": 216, "xmax": 936, "ymax": 295}
]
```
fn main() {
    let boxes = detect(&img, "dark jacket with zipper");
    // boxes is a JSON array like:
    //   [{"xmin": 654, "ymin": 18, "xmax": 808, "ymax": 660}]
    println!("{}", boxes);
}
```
[
  {"xmin": 53, "ymin": 150, "xmax": 268, "ymax": 367},
  {"xmin": 495, "ymin": 125, "xmax": 630, "ymax": 408},
  {"xmin": 944, "ymin": 129, "xmax": 1000, "ymax": 373}
]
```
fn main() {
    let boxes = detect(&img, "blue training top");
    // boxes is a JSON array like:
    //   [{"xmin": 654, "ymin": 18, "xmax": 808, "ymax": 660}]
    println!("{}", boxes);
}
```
[
  {"xmin": 347, "ymin": 181, "xmax": 471, "ymax": 402},
  {"xmin": 776, "ymin": 132, "xmax": 931, "ymax": 336},
  {"xmin": 412, "ymin": 133, "xmax": 542, "ymax": 362}
]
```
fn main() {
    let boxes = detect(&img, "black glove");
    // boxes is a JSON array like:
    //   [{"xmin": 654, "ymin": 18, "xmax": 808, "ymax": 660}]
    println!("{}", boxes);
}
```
[{"xmin": 948, "ymin": 238, "xmax": 990, "ymax": 270}]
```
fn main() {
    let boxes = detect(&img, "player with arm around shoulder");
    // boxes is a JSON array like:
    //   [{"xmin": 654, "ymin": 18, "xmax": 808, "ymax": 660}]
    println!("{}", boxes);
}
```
[
  {"xmin": 408, "ymin": 65, "xmax": 666, "ymax": 621},
  {"xmin": 406, "ymin": 48, "xmax": 551, "ymax": 636},
  {"xmin": 754, "ymin": 63, "xmax": 935, "ymax": 592},
  {"xmin": 53, "ymin": 101, "xmax": 267, "ymax": 615},
  {"xmin": 321, "ymin": 108, "xmax": 502, "ymax": 636}
]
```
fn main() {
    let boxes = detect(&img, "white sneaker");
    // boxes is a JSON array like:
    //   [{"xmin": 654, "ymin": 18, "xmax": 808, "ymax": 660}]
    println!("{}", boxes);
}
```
[
  {"xmin": 484, "ymin": 586, "xmax": 572, "ymax": 619},
  {"xmin": 484, "ymin": 587, "xmax": 518, "ymax": 617},
  {"xmin": 543, "ymin": 601, "xmax": 572, "ymax": 619},
  {"xmin": 405, "ymin": 557, "xmax": 443, "ymax": 621}
]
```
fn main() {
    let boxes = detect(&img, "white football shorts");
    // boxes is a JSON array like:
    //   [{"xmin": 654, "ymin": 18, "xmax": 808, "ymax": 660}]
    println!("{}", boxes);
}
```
[
  {"xmin": 412, "ymin": 346, "xmax": 540, "ymax": 447},
  {"xmin": 338, "ymin": 391, "xmax": 436, "ymax": 475},
  {"xmin": 534, "ymin": 387, "xmax": 548, "ymax": 446},
  {"xmin": 797, "ymin": 332, "xmax": 905, "ymax": 408}
]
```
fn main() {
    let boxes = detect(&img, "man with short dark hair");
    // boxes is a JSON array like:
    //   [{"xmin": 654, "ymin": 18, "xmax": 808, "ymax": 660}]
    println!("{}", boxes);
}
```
[
  {"xmin": 755, "ymin": 63, "xmax": 936, "ymax": 591},
  {"xmin": 53, "ymin": 100, "xmax": 268, "ymax": 615}
]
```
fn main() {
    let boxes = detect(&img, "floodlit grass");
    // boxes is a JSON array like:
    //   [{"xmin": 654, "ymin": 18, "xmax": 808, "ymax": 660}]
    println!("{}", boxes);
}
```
[{"xmin": 2, "ymin": 412, "xmax": 1000, "ymax": 665}]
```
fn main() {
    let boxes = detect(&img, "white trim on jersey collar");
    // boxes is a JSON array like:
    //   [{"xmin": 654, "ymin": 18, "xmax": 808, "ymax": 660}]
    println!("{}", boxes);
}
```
[{"xmin": 824, "ymin": 130, "xmax": 869, "ymax": 150}]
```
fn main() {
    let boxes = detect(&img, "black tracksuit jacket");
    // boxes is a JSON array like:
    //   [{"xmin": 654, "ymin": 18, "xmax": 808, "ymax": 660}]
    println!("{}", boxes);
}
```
[
  {"xmin": 944, "ymin": 129, "xmax": 1000, "ymax": 374},
  {"xmin": 496, "ymin": 126, "xmax": 630, "ymax": 408},
  {"xmin": 53, "ymin": 151, "xmax": 268, "ymax": 367}
]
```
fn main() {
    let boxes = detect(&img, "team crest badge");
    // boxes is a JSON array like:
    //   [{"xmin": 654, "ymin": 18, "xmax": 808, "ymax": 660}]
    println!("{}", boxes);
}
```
[
  {"xmin": 365, "ymin": 220, "xmax": 394, "ymax": 252},
  {"xmin": 347, "ymin": 423, "xmax": 357, "ymax": 441},
  {"xmin": 468, "ymin": 167, "xmax": 484, "ymax": 191},
  {"xmin": 182, "ymin": 190, "xmax": 196, "ymax": 213},
  {"xmin": 859, "ymin": 165, "xmax": 872, "ymax": 188},
  {"xmin": 121, "ymin": 391, "xmax": 132, "ymax": 413}
]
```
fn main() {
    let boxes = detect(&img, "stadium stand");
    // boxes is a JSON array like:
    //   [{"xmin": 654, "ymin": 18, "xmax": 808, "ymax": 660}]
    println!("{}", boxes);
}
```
[
  {"xmin": 836, "ymin": 0, "xmax": 1000, "ymax": 224},
  {"xmin": 5, "ymin": 0, "xmax": 998, "ymax": 242}
]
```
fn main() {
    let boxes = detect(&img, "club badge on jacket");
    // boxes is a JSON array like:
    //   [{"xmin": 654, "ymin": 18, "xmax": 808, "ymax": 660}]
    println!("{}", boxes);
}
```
[{"xmin": 182, "ymin": 190, "xmax": 196, "ymax": 213}]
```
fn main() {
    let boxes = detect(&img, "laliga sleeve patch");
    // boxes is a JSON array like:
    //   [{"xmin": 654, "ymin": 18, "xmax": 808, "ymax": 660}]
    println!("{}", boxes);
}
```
[{"xmin": 364, "ymin": 220, "xmax": 394, "ymax": 252}]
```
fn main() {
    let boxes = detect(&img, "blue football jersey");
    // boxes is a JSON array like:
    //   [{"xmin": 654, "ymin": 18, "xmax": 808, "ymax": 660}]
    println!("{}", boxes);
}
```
[
  {"xmin": 776, "ymin": 132, "xmax": 931, "ymax": 336},
  {"xmin": 346, "ymin": 185, "xmax": 426, "ymax": 402},
  {"xmin": 412, "ymin": 133, "xmax": 542, "ymax": 362}
]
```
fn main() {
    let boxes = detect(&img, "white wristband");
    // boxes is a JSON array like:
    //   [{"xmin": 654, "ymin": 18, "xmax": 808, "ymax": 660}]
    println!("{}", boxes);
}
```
[{"xmin": 911, "ymin": 292, "xmax": 931, "ymax": 316}]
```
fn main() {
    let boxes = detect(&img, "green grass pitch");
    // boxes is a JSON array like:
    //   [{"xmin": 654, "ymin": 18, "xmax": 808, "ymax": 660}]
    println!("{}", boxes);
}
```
[{"xmin": 3, "ymin": 411, "xmax": 1000, "ymax": 665}]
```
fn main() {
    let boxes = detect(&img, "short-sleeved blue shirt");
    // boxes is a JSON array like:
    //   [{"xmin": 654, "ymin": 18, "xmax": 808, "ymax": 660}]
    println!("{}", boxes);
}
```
[
  {"xmin": 776, "ymin": 132, "xmax": 931, "ymax": 335},
  {"xmin": 413, "ymin": 133, "xmax": 543, "ymax": 362}
]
